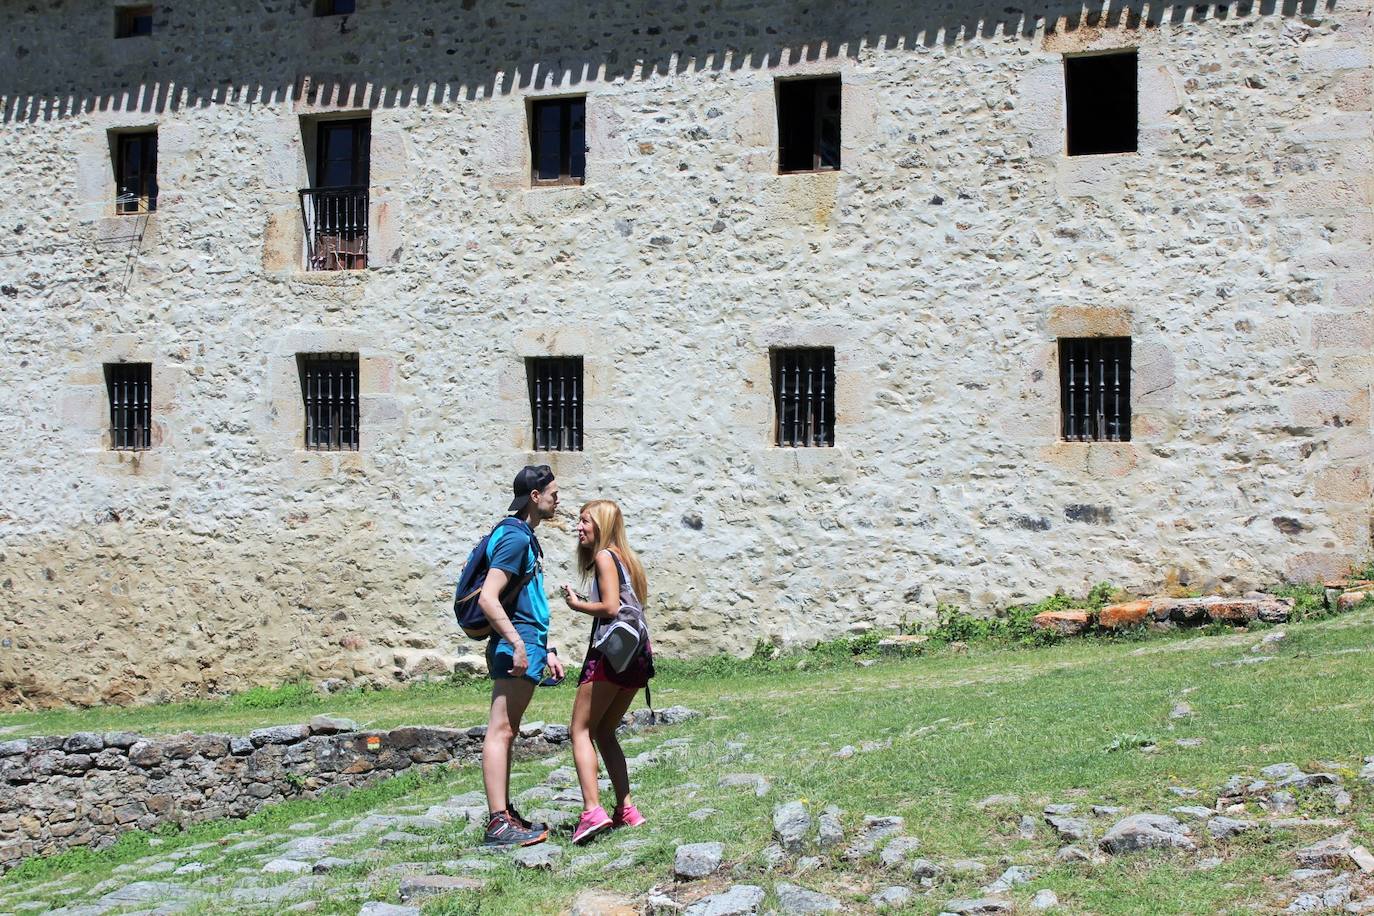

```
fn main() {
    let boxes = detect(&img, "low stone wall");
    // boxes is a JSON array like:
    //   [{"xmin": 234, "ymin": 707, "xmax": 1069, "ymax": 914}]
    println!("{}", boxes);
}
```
[{"xmin": 0, "ymin": 707, "xmax": 695, "ymax": 869}]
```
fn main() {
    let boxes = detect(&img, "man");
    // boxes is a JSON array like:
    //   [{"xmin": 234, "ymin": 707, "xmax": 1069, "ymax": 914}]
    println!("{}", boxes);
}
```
[{"xmin": 479, "ymin": 465, "xmax": 566, "ymax": 847}]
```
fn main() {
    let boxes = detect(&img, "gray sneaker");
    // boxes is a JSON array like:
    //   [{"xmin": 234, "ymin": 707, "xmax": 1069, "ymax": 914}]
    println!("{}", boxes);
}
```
[{"xmin": 482, "ymin": 811, "xmax": 548, "ymax": 847}]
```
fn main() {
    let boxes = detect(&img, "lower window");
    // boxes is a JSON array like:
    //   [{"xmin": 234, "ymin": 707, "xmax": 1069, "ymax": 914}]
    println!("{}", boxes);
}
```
[
  {"xmin": 772, "ymin": 348, "xmax": 836, "ymax": 447},
  {"xmin": 1059, "ymin": 337, "xmax": 1131, "ymax": 442},
  {"xmin": 299, "ymin": 353, "xmax": 359, "ymax": 451},
  {"xmin": 105, "ymin": 363, "xmax": 152, "ymax": 451}
]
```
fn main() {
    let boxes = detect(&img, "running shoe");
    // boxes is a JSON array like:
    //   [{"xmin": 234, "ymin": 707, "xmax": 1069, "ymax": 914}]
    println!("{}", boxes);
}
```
[
  {"xmin": 571, "ymin": 806, "xmax": 614, "ymax": 845},
  {"xmin": 482, "ymin": 811, "xmax": 548, "ymax": 847},
  {"xmin": 612, "ymin": 803, "xmax": 646, "ymax": 828}
]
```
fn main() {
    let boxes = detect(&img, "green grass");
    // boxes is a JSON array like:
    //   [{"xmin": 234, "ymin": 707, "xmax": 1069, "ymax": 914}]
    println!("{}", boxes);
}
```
[{"xmin": 1, "ymin": 610, "xmax": 1371, "ymax": 914}]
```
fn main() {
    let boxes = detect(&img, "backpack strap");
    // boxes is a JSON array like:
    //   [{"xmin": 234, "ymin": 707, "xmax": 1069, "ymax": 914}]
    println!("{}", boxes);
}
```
[{"xmin": 492, "ymin": 518, "xmax": 539, "ymax": 609}]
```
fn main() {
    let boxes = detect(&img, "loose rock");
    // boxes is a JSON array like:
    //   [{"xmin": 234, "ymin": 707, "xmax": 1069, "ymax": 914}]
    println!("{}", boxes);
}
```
[
  {"xmin": 1296, "ymin": 832, "xmax": 1354, "ymax": 867},
  {"xmin": 1100, "ymin": 814, "xmax": 1196, "ymax": 854},
  {"xmin": 1207, "ymin": 816, "xmax": 1256, "ymax": 840},
  {"xmin": 398, "ymin": 875, "xmax": 482, "ymax": 901},
  {"xmin": 675, "ymin": 842, "xmax": 724, "ymax": 879},
  {"xmin": 1030, "ymin": 889, "xmax": 1060, "ymax": 910},
  {"xmin": 879, "ymin": 836, "xmax": 922, "ymax": 868},
  {"xmin": 774, "ymin": 801, "xmax": 812, "ymax": 853},
  {"xmin": 871, "ymin": 887, "xmax": 914, "ymax": 909},
  {"xmin": 683, "ymin": 884, "xmax": 765, "ymax": 916},
  {"xmin": 774, "ymin": 882, "xmax": 842, "ymax": 913},
  {"xmin": 943, "ymin": 897, "xmax": 1013, "ymax": 915},
  {"xmin": 513, "ymin": 844, "xmax": 562, "ymax": 870}
]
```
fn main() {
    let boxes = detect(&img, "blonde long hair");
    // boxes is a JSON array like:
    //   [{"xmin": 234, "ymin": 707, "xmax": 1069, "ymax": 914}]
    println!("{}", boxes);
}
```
[{"xmin": 576, "ymin": 499, "xmax": 648, "ymax": 604}]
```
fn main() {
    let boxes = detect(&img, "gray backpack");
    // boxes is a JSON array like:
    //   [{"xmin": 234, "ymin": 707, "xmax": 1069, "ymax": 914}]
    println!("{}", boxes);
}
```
[{"xmin": 588, "ymin": 552, "xmax": 649, "ymax": 673}]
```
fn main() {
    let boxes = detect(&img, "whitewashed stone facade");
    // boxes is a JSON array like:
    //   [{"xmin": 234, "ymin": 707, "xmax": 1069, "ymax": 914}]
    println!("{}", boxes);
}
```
[{"xmin": 0, "ymin": 0, "xmax": 1370, "ymax": 707}]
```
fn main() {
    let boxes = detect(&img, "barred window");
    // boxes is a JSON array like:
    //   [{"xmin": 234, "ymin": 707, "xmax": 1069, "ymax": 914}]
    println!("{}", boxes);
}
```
[
  {"xmin": 299, "ymin": 354, "xmax": 359, "ymax": 451},
  {"xmin": 115, "ymin": 5, "xmax": 153, "ymax": 38},
  {"xmin": 772, "ymin": 348, "xmax": 835, "ymax": 447},
  {"xmin": 529, "ymin": 98, "xmax": 586, "ymax": 186},
  {"xmin": 105, "ymin": 363, "xmax": 152, "ymax": 451},
  {"xmin": 527, "ymin": 357, "xmax": 583, "ymax": 452},
  {"xmin": 1065, "ymin": 51, "xmax": 1138, "ymax": 156},
  {"xmin": 1059, "ymin": 337, "xmax": 1131, "ymax": 442},
  {"xmin": 777, "ymin": 77, "xmax": 841, "ymax": 173},
  {"xmin": 115, "ymin": 132, "xmax": 158, "ymax": 215}
]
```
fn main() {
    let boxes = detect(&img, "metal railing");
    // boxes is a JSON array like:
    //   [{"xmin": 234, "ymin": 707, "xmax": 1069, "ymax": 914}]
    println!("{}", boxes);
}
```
[{"xmin": 299, "ymin": 186, "xmax": 368, "ymax": 271}]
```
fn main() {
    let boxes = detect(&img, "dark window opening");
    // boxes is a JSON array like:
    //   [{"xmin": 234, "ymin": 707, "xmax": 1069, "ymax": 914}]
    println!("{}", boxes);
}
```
[
  {"xmin": 115, "ymin": 5, "xmax": 154, "ymax": 38},
  {"xmin": 300, "ymin": 118, "xmax": 369, "ymax": 270},
  {"xmin": 115, "ymin": 131, "xmax": 158, "ymax": 214},
  {"xmin": 299, "ymin": 353, "xmax": 360, "ymax": 451},
  {"xmin": 777, "ymin": 77, "xmax": 841, "ymax": 173},
  {"xmin": 527, "ymin": 357, "xmax": 584, "ymax": 452},
  {"xmin": 315, "ymin": 0, "xmax": 356, "ymax": 14},
  {"xmin": 1065, "ymin": 51, "xmax": 1138, "ymax": 156},
  {"xmin": 772, "ymin": 348, "xmax": 836, "ymax": 447},
  {"xmin": 105, "ymin": 363, "xmax": 152, "ymax": 451},
  {"xmin": 529, "ymin": 98, "xmax": 586, "ymax": 186},
  {"xmin": 1059, "ymin": 337, "xmax": 1132, "ymax": 442}
]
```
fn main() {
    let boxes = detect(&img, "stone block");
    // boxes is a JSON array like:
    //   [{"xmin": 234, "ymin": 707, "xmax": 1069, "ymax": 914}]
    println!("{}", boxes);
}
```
[
  {"xmin": 1098, "ymin": 600, "xmax": 1150, "ymax": 629},
  {"xmin": 1316, "ymin": 465, "xmax": 1371, "ymax": 503},
  {"xmin": 1290, "ymin": 389, "xmax": 1369, "ymax": 430},
  {"xmin": 62, "ymin": 733, "xmax": 104, "ymax": 754},
  {"xmin": 1312, "ymin": 312, "xmax": 1374, "ymax": 351},
  {"xmin": 1032, "ymin": 611, "xmax": 1090, "ymax": 636},
  {"xmin": 249, "ymin": 724, "xmax": 311, "ymax": 747}
]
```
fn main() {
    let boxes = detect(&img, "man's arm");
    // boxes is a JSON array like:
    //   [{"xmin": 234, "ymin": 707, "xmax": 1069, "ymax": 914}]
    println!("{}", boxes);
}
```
[{"xmin": 479, "ymin": 568, "xmax": 528, "ymax": 676}]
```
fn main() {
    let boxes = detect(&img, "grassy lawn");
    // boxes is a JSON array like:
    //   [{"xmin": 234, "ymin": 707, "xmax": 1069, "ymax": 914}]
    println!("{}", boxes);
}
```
[{"xmin": 1, "ymin": 610, "xmax": 1371, "ymax": 914}]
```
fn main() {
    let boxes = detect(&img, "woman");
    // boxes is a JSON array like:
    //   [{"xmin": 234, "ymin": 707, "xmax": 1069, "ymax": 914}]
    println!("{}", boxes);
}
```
[{"xmin": 560, "ymin": 499, "xmax": 654, "ymax": 845}]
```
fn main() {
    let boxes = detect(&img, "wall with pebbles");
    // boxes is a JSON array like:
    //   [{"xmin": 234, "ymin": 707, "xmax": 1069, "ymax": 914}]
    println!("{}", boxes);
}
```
[
  {"xmin": 0, "ymin": 707, "xmax": 691, "ymax": 868},
  {"xmin": 0, "ymin": 0, "xmax": 1370, "ymax": 707}
]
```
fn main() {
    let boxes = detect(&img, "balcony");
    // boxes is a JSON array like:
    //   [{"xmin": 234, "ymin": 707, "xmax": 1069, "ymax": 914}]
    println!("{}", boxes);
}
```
[{"xmin": 298, "ymin": 186, "xmax": 368, "ymax": 271}]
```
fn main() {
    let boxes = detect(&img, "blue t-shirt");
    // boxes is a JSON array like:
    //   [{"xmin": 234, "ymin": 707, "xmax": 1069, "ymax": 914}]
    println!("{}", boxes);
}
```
[{"xmin": 486, "ymin": 519, "xmax": 549, "ymax": 638}]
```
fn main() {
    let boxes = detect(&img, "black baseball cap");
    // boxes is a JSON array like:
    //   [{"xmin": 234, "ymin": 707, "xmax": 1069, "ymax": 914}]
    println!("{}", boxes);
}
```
[{"xmin": 508, "ymin": 464, "xmax": 555, "ymax": 514}]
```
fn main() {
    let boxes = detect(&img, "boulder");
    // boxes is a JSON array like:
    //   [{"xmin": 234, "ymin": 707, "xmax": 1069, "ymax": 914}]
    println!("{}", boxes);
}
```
[
  {"xmin": 683, "ymin": 885, "xmax": 765, "ymax": 916},
  {"xmin": 773, "ymin": 801, "xmax": 812, "ymax": 853},
  {"xmin": 774, "ymin": 883, "xmax": 842, "ymax": 913},
  {"xmin": 1099, "ymin": 600, "xmax": 1150, "ymax": 629},
  {"xmin": 1100, "ymin": 814, "xmax": 1196, "ymax": 854},
  {"xmin": 1032, "ymin": 612, "xmax": 1090, "ymax": 636},
  {"xmin": 674, "ymin": 842, "xmax": 724, "ymax": 879}
]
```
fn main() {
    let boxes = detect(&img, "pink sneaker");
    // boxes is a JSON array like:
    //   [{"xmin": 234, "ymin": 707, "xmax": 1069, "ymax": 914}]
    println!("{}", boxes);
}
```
[
  {"xmin": 613, "ymin": 803, "xmax": 646, "ymax": 828},
  {"xmin": 572, "ymin": 806, "xmax": 613, "ymax": 845}
]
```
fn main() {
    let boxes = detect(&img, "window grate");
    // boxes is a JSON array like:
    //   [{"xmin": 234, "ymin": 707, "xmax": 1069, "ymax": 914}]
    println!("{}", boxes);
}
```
[
  {"xmin": 529, "ymin": 98, "xmax": 586, "ymax": 186},
  {"xmin": 300, "ymin": 354, "xmax": 360, "ymax": 451},
  {"xmin": 772, "ymin": 348, "xmax": 836, "ymax": 447},
  {"xmin": 1059, "ymin": 337, "xmax": 1131, "ymax": 442},
  {"xmin": 115, "ymin": 131, "xmax": 158, "ymax": 214},
  {"xmin": 527, "ymin": 357, "xmax": 583, "ymax": 452},
  {"xmin": 778, "ymin": 77, "xmax": 841, "ymax": 173},
  {"xmin": 105, "ymin": 363, "xmax": 152, "ymax": 451}
]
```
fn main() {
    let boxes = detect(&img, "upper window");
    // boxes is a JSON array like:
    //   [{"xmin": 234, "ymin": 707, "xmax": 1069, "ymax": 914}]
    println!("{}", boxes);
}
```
[
  {"xmin": 1059, "ymin": 337, "xmax": 1131, "ymax": 442},
  {"xmin": 315, "ymin": 0, "xmax": 356, "ymax": 15},
  {"xmin": 527, "ymin": 357, "xmax": 584, "ymax": 452},
  {"xmin": 772, "ymin": 348, "xmax": 836, "ymax": 447},
  {"xmin": 777, "ymin": 77, "xmax": 841, "ymax": 174},
  {"xmin": 299, "ymin": 354, "xmax": 359, "ymax": 451},
  {"xmin": 301, "ymin": 119, "xmax": 369, "ymax": 270},
  {"xmin": 115, "ymin": 5, "xmax": 154, "ymax": 38},
  {"xmin": 115, "ymin": 131, "xmax": 158, "ymax": 214},
  {"xmin": 529, "ymin": 98, "xmax": 586, "ymax": 186},
  {"xmin": 1064, "ymin": 51, "xmax": 1138, "ymax": 156},
  {"xmin": 105, "ymin": 363, "xmax": 152, "ymax": 451}
]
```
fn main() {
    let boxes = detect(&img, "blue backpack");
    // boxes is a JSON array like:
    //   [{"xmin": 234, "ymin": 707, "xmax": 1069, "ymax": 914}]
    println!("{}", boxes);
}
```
[{"xmin": 453, "ymin": 518, "xmax": 542, "ymax": 640}]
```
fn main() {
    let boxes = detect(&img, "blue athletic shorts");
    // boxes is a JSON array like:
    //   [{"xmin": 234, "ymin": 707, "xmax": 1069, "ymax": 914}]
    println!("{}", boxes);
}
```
[{"xmin": 486, "ymin": 624, "xmax": 548, "ymax": 685}]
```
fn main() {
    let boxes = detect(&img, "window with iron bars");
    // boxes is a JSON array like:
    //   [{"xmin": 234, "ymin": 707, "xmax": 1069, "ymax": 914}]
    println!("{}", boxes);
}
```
[
  {"xmin": 772, "ymin": 348, "xmax": 836, "ymax": 447},
  {"xmin": 529, "ymin": 98, "xmax": 586, "ymax": 186},
  {"xmin": 777, "ymin": 77, "xmax": 841, "ymax": 174},
  {"xmin": 1059, "ymin": 337, "xmax": 1131, "ymax": 442},
  {"xmin": 105, "ymin": 363, "xmax": 152, "ymax": 451},
  {"xmin": 527, "ymin": 357, "xmax": 583, "ymax": 452},
  {"xmin": 299, "ymin": 354, "xmax": 360, "ymax": 451},
  {"xmin": 115, "ymin": 131, "xmax": 158, "ymax": 215},
  {"xmin": 300, "ymin": 118, "xmax": 369, "ymax": 271}
]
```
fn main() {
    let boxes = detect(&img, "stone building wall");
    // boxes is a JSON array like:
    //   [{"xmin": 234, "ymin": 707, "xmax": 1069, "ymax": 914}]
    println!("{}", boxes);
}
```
[{"xmin": 0, "ymin": 0, "xmax": 1370, "ymax": 707}]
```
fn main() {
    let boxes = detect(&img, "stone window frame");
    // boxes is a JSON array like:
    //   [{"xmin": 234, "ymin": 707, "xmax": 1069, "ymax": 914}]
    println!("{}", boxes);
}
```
[
  {"xmin": 264, "ymin": 329, "xmax": 400, "ymax": 478},
  {"xmin": 501, "ymin": 327, "xmax": 611, "ymax": 478},
  {"xmin": 59, "ymin": 337, "xmax": 182, "ymax": 474}
]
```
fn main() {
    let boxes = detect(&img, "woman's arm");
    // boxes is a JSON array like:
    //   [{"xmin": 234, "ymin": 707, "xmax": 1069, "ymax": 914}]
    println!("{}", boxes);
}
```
[{"xmin": 562, "ymin": 550, "xmax": 620, "ymax": 619}]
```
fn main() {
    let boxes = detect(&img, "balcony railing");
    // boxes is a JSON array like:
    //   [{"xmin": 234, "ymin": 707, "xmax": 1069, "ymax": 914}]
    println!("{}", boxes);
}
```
[{"xmin": 299, "ymin": 186, "xmax": 368, "ymax": 271}]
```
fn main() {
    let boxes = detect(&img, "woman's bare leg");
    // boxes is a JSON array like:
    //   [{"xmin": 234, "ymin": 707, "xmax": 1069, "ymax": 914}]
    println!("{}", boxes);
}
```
[
  {"xmin": 593, "ymin": 687, "xmax": 640, "ymax": 810},
  {"xmin": 570, "ymin": 679, "xmax": 622, "ymax": 812}
]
